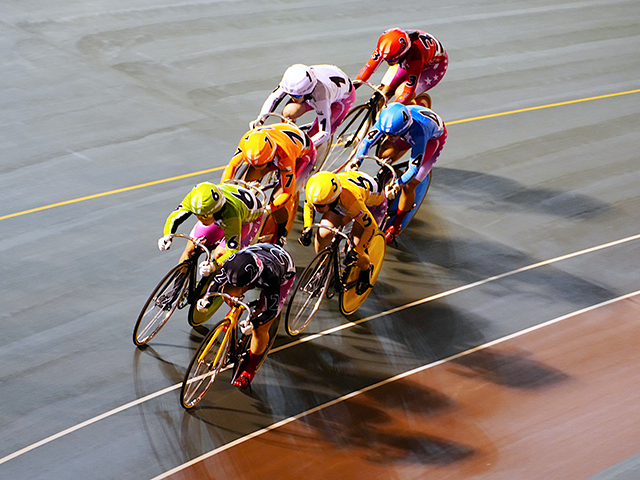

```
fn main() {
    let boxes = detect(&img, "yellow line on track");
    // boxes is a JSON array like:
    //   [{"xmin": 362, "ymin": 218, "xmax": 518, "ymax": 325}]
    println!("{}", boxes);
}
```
[
  {"xmin": 447, "ymin": 88, "xmax": 640, "ymax": 125},
  {"xmin": 2, "ymin": 88, "xmax": 639, "ymax": 222},
  {"xmin": 0, "ymin": 166, "xmax": 224, "ymax": 221}
]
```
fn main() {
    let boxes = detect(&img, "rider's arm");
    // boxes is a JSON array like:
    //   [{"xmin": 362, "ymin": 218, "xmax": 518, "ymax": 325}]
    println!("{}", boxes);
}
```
[
  {"xmin": 302, "ymin": 200, "xmax": 314, "ymax": 228},
  {"xmin": 270, "ymin": 156, "xmax": 297, "ymax": 211},
  {"xmin": 354, "ymin": 127, "xmax": 385, "ymax": 167},
  {"xmin": 355, "ymin": 50, "xmax": 383, "ymax": 83},
  {"xmin": 398, "ymin": 132, "xmax": 427, "ymax": 186},
  {"xmin": 342, "ymin": 191, "xmax": 379, "ymax": 256},
  {"xmin": 221, "ymin": 147, "xmax": 244, "ymax": 182},
  {"xmin": 258, "ymin": 86, "xmax": 288, "ymax": 119},
  {"xmin": 163, "ymin": 190, "xmax": 195, "ymax": 235},
  {"xmin": 309, "ymin": 96, "xmax": 332, "ymax": 147},
  {"xmin": 215, "ymin": 210, "xmax": 243, "ymax": 265}
]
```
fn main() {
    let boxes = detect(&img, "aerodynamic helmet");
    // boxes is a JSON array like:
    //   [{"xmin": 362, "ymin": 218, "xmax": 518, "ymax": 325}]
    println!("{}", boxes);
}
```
[
  {"xmin": 280, "ymin": 64, "xmax": 317, "ymax": 97},
  {"xmin": 223, "ymin": 250, "xmax": 264, "ymax": 287},
  {"xmin": 239, "ymin": 130, "xmax": 277, "ymax": 166},
  {"xmin": 189, "ymin": 183, "xmax": 226, "ymax": 216},
  {"xmin": 377, "ymin": 28, "xmax": 411, "ymax": 62},
  {"xmin": 379, "ymin": 102, "xmax": 413, "ymax": 135},
  {"xmin": 305, "ymin": 171, "xmax": 342, "ymax": 206}
]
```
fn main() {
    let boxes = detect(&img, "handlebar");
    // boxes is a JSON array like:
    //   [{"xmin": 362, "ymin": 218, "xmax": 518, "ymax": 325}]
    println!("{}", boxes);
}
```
[
  {"xmin": 301, "ymin": 223, "xmax": 355, "ymax": 250},
  {"xmin": 206, "ymin": 292, "xmax": 252, "ymax": 315},
  {"xmin": 353, "ymin": 81, "xmax": 388, "ymax": 108},
  {"xmin": 356, "ymin": 155, "xmax": 397, "ymax": 186},
  {"xmin": 167, "ymin": 233, "xmax": 213, "ymax": 262}
]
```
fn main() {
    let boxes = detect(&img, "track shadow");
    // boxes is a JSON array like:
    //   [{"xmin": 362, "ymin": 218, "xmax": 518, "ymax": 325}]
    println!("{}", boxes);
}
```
[
  {"xmin": 450, "ymin": 348, "xmax": 571, "ymax": 389},
  {"xmin": 434, "ymin": 166, "xmax": 612, "ymax": 219}
]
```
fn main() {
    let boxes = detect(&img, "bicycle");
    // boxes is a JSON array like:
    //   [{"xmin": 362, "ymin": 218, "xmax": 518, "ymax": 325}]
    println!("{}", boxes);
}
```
[
  {"xmin": 319, "ymin": 81, "xmax": 387, "ymax": 173},
  {"xmin": 180, "ymin": 292, "xmax": 280, "ymax": 409},
  {"xmin": 132, "ymin": 234, "xmax": 221, "ymax": 346},
  {"xmin": 284, "ymin": 223, "xmax": 386, "ymax": 336}
]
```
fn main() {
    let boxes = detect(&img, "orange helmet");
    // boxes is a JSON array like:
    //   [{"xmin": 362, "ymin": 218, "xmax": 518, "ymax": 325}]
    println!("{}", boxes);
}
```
[
  {"xmin": 377, "ymin": 28, "xmax": 411, "ymax": 62},
  {"xmin": 239, "ymin": 130, "xmax": 276, "ymax": 166}
]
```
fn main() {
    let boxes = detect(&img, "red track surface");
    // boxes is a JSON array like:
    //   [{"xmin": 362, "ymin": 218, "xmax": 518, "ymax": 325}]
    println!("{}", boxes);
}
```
[{"xmin": 166, "ymin": 296, "xmax": 640, "ymax": 479}]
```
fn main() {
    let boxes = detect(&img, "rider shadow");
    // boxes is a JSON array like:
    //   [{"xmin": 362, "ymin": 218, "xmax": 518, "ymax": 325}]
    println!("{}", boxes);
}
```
[
  {"xmin": 449, "ymin": 348, "xmax": 571, "ymax": 390},
  {"xmin": 433, "ymin": 166, "xmax": 612, "ymax": 219},
  {"xmin": 262, "ymin": 341, "xmax": 480, "ymax": 466}
]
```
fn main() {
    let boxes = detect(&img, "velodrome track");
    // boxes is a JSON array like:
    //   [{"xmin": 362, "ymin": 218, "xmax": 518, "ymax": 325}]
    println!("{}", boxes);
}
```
[{"xmin": 1, "ymin": 1, "xmax": 639, "ymax": 479}]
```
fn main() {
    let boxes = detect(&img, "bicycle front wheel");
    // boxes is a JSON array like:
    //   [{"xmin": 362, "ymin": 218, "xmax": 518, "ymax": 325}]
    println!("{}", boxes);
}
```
[
  {"xmin": 285, "ymin": 249, "xmax": 334, "ymax": 336},
  {"xmin": 181, "ymin": 319, "xmax": 232, "ymax": 409},
  {"xmin": 133, "ymin": 262, "xmax": 190, "ymax": 346},
  {"xmin": 322, "ymin": 104, "xmax": 372, "ymax": 172},
  {"xmin": 187, "ymin": 275, "xmax": 224, "ymax": 327},
  {"xmin": 339, "ymin": 232, "xmax": 386, "ymax": 316}
]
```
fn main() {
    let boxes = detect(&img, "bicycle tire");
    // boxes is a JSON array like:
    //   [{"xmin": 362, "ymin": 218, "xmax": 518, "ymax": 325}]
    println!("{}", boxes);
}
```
[
  {"xmin": 133, "ymin": 261, "xmax": 190, "ymax": 346},
  {"xmin": 339, "ymin": 232, "xmax": 386, "ymax": 316},
  {"xmin": 285, "ymin": 249, "xmax": 334, "ymax": 336},
  {"xmin": 187, "ymin": 275, "xmax": 224, "ymax": 327},
  {"xmin": 322, "ymin": 104, "xmax": 373, "ymax": 172},
  {"xmin": 181, "ymin": 319, "xmax": 232, "ymax": 409}
]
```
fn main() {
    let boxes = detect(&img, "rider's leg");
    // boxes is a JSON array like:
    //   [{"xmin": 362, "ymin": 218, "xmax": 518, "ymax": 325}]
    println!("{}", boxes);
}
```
[{"xmin": 350, "ymin": 222, "xmax": 372, "ymax": 271}]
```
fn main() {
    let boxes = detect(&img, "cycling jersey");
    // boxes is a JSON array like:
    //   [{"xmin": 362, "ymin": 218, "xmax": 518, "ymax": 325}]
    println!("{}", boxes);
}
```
[
  {"xmin": 258, "ymin": 65, "xmax": 354, "ymax": 146},
  {"xmin": 356, "ymin": 105, "xmax": 445, "ymax": 186},
  {"xmin": 356, "ymin": 30, "xmax": 446, "ymax": 104},
  {"xmin": 303, "ymin": 171, "xmax": 385, "ymax": 256},
  {"xmin": 205, "ymin": 243, "xmax": 295, "ymax": 327},
  {"xmin": 223, "ymin": 123, "xmax": 316, "ymax": 210},
  {"xmin": 163, "ymin": 183, "xmax": 262, "ymax": 260}
]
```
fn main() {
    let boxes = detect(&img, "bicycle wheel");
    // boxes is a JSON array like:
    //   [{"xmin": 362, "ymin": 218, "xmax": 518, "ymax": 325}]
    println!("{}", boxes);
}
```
[
  {"xmin": 181, "ymin": 319, "xmax": 232, "ymax": 409},
  {"xmin": 285, "ymin": 249, "xmax": 334, "ymax": 336},
  {"xmin": 322, "ymin": 104, "xmax": 373, "ymax": 172},
  {"xmin": 133, "ymin": 262, "xmax": 190, "ymax": 346},
  {"xmin": 339, "ymin": 232, "xmax": 386, "ymax": 316},
  {"xmin": 187, "ymin": 275, "xmax": 224, "ymax": 327}
]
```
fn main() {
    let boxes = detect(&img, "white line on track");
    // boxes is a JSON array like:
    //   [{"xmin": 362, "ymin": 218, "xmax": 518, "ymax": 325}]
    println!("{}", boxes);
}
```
[
  {"xmin": 1, "ymin": 232, "xmax": 639, "ymax": 468},
  {"xmin": 151, "ymin": 288, "xmax": 640, "ymax": 480}
]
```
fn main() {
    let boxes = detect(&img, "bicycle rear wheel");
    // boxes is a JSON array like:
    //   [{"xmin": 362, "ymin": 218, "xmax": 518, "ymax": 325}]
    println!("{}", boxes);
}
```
[
  {"xmin": 322, "ymin": 104, "xmax": 373, "ymax": 172},
  {"xmin": 339, "ymin": 232, "xmax": 386, "ymax": 316},
  {"xmin": 181, "ymin": 319, "xmax": 232, "ymax": 409},
  {"xmin": 285, "ymin": 249, "xmax": 334, "ymax": 336},
  {"xmin": 133, "ymin": 262, "xmax": 190, "ymax": 346}
]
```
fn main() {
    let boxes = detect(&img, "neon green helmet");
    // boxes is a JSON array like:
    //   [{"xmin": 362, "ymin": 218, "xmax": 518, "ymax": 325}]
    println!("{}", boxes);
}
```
[{"xmin": 189, "ymin": 182, "xmax": 226, "ymax": 216}]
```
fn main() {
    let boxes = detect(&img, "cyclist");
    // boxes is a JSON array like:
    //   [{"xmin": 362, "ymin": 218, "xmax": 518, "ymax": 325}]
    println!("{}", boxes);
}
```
[
  {"xmin": 299, "ymin": 171, "xmax": 386, "ymax": 295},
  {"xmin": 251, "ymin": 64, "xmax": 356, "ymax": 150},
  {"xmin": 355, "ymin": 28, "xmax": 448, "ymax": 106},
  {"xmin": 352, "ymin": 102, "xmax": 447, "ymax": 242},
  {"xmin": 158, "ymin": 182, "xmax": 263, "ymax": 271},
  {"xmin": 196, "ymin": 243, "xmax": 296, "ymax": 389},
  {"xmin": 222, "ymin": 123, "xmax": 317, "ymax": 245}
]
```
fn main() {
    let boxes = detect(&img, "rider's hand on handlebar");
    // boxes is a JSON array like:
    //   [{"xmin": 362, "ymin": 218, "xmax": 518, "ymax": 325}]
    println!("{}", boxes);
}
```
[
  {"xmin": 199, "ymin": 261, "xmax": 215, "ymax": 277},
  {"xmin": 239, "ymin": 318, "xmax": 254, "ymax": 335},
  {"xmin": 299, "ymin": 229, "xmax": 313, "ymax": 247},
  {"xmin": 196, "ymin": 297, "xmax": 211, "ymax": 312},
  {"xmin": 249, "ymin": 115, "xmax": 266, "ymax": 130},
  {"xmin": 346, "ymin": 160, "xmax": 360, "ymax": 172},
  {"xmin": 385, "ymin": 182, "xmax": 401, "ymax": 200},
  {"xmin": 157, "ymin": 234, "xmax": 172, "ymax": 251},
  {"xmin": 345, "ymin": 249, "xmax": 359, "ymax": 265}
]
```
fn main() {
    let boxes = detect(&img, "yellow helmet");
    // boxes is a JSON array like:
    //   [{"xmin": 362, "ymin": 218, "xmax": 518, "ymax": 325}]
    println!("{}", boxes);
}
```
[
  {"xmin": 239, "ymin": 130, "xmax": 276, "ymax": 166},
  {"xmin": 305, "ymin": 171, "xmax": 342, "ymax": 205}
]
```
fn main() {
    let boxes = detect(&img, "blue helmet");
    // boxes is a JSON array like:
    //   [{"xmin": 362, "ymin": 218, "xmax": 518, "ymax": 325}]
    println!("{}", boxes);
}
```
[{"xmin": 379, "ymin": 103, "xmax": 413, "ymax": 135}]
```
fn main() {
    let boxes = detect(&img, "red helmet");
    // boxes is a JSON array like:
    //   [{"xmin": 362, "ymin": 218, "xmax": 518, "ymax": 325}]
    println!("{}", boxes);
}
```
[{"xmin": 377, "ymin": 28, "xmax": 411, "ymax": 62}]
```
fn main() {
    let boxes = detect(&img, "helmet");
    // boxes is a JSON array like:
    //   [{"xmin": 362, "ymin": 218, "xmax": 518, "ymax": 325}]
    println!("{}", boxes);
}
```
[
  {"xmin": 223, "ymin": 250, "xmax": 264, "ymax": 286},
  {"xmin": 189, "ymin": 182, "xmax": 226, "ymax": 216},
  {"xmin": 280, "ymin": 64, "xmax": 317, "ymax": 97},
  {"xmin": 305, "ymin": 171, "xmax": 342, "ymax": 205},
  {"xmin": 379, "ymin": 103, "xmax": 413, "ymax": 135},
  {"xmin": 239, "ymin": 130, "xmax": 276, "ymax": 166},
  {"xmin": 377, "ymin": 28, "xmax": 411, "ymax": 62}
]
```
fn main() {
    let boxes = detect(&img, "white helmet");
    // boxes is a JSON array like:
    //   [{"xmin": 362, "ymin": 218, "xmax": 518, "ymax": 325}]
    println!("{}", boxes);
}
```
[{"xmin": 280, "ymin": 64, "xmax": 317, "ymax": 96}]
